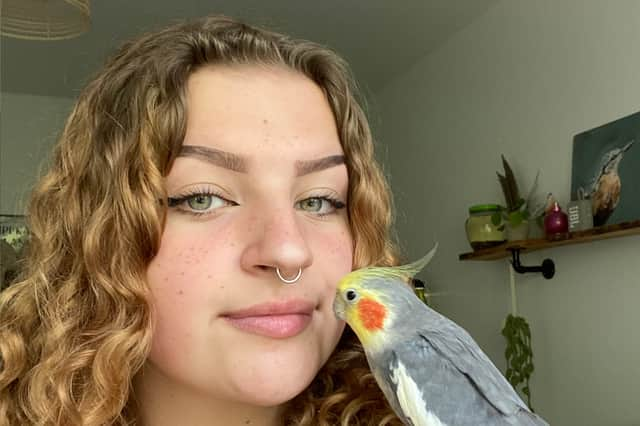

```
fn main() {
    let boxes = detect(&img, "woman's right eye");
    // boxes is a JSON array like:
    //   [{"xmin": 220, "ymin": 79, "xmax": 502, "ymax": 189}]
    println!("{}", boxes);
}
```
[{"xmin": 167, "ymin": 191, "xmax": 236, "ymax": 216}]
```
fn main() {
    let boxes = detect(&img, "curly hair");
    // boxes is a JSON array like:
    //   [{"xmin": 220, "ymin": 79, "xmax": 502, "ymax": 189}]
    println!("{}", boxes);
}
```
[{"xmin": 0, "ymin": 16, "xmax": 402, "ymax": 425}]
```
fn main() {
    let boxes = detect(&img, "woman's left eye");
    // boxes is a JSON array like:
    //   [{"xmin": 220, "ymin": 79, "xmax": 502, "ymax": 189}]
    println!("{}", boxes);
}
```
[
  {"xmin": 167, "ymin": 191, "xmax": 236, "ymax": 216},
  {"xmin": 296, "ymin": 196, "xmax": 346, "ymax": 216}
]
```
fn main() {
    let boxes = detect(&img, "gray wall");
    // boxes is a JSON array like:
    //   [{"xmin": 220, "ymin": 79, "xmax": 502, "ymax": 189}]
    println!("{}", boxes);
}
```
[
  {"xmin": 376, "ymin": 1, "xmax": 640, "ymax": 425},
  {"xmin": 0, "ymin": 92, "xmax": 73, "ymax": 214}
]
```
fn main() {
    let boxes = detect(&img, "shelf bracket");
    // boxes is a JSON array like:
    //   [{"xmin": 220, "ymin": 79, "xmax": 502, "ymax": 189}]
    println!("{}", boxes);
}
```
[{"xmin": 508, "ymin": 248, "xmax": 555, "ymax": 279}]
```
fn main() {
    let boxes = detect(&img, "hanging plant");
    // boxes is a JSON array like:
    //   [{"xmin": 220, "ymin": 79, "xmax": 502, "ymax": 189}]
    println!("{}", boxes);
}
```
[{"xmin": 501, "ymin": 314, "xmax": 535, "ymax": 411}]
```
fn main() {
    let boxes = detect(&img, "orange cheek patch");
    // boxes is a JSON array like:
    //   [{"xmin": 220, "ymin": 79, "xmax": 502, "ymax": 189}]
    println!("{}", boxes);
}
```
[{"xmin": 357, "ymin": 299, "xmax": 386, "ymax": 331}]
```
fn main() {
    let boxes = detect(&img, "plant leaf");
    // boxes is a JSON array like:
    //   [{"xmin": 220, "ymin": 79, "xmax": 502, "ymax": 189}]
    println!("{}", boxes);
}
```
[
  {"xmin": 491, "ymin": 212, "xmax": 503, "ymax": 226},
  {"xmin": 525, "ymin": 169, "xmax": 541, "ymax": 210},
  {"xmin": 508, "ymin": 211, "xmax": 523, "ymax": 226},
  {"xmin": 500, "ymin": 155, "xmax": 521, "ymax": 209}
]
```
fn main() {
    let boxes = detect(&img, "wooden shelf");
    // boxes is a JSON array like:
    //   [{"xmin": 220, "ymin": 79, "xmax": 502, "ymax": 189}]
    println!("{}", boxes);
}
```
[{"xmin": 459, "ymin": 220, "xmax": 640, "ymax": 261}]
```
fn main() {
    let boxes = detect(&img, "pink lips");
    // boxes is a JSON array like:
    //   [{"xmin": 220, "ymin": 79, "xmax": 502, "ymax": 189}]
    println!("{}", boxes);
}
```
[{"xmin": 222, "ymin": 299, "xmax": 314, "ymax": 339}]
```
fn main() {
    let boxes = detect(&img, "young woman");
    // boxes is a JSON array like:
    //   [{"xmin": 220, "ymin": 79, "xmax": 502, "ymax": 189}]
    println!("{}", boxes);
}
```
[{"xmin": 0, "ymin": 16, "xmax": 402, "ymax": 425}]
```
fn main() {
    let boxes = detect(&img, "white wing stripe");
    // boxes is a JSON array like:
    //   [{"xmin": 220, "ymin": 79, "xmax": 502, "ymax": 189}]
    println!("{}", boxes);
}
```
[{"xmin": 390, "ymin": 360, "xmax": 448, "ymax": 426}]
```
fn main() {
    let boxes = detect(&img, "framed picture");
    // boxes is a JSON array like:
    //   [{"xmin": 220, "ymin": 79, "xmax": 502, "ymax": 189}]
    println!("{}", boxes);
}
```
[
  {"xmin": 571, "ymin": 111, "xmax": 640, "ymax": 227},
  {"xmin": 0, "ymin": 214, "xmax": 27, "ymax": 290}
]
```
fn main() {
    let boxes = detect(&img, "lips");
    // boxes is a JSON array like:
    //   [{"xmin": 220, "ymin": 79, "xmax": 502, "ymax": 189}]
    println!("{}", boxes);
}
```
[{"xmin": 222, "ymin": 299, "xmax": 315, "ymax": 339}]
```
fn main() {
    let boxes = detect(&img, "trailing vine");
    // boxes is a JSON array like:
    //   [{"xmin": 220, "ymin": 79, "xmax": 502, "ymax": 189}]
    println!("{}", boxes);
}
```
[{"xmin": 502, "ymin": 313, "xmax": 535, "ymax": 410}]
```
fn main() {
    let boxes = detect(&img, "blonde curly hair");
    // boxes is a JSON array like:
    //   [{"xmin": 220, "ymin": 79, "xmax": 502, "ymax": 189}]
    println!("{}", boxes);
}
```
[{"xmin": 0, "ymin": 15, "xmax": 402, "ymax": 425}]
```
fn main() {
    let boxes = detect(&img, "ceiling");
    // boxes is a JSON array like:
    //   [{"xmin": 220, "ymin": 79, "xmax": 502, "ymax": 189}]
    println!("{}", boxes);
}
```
[{"xmin": 1, "ymin": 0, "xmax": 497, "ymax": 98}]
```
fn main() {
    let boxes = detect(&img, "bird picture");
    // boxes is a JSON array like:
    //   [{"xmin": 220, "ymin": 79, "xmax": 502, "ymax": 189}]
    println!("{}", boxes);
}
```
[
  {"xmin": 587, "ymin": 140, "xmax": 634, "ymax": 226},
  {"xmin": 571, "ymin": 111, "xmax": 640, "ymax": 228}
]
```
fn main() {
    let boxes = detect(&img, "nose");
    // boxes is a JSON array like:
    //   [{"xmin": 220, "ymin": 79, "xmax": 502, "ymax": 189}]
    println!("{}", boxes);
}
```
[{"xmin": 240, "ymin": 206, "xmax": 313, "ymax": 281}]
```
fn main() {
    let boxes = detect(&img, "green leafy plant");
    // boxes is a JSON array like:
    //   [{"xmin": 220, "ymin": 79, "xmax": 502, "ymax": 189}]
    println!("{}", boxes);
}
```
[
  {"xmin": 491, "ymin": 155, "xmax": 541, "ymax": 230},
  {"xmin": 0, "ymin": 225, "xmax": 28, "ymax": 253},
  {"xmin": 502, "ymin": 314, "xmax": 535, "ymax": 410}
]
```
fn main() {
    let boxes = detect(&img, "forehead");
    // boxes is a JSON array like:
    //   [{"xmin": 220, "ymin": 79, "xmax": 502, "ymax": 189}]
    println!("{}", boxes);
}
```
[{"xmin": 183, "ymin": 64, "xmax": 343, "ymax": 159}]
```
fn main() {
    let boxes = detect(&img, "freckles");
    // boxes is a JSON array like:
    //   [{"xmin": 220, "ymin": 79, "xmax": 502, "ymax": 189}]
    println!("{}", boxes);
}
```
[
  {"xmin": 171, "ymin": 243, "xmax": 213, "ymax": 274},
  {"xmin": 260, "ymin": 118, "xmax": 273, "ymax": 147},
  {"xmin": 180, "ymin": 245, "xmax": 208, "ymax": 266}
]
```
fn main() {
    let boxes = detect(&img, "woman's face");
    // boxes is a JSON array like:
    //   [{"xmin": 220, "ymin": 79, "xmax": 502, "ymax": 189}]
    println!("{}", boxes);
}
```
[{"xmin": 143, "ymin": 65, "xmax": 352, "ymax": 410}]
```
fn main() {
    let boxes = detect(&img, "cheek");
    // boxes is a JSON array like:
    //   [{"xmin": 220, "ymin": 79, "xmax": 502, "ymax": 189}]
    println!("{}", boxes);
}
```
[
  {"xmin": 148, "ymin": 234, "xmax": 216, "ymax": 297},
  {"xmin": 149, "ymin": 220, "xmax": 237, "ymax": 288},
  {"xmin": 145, "ymin": 223, "xmax": 236, "ymax": 360},
  {"xmin": 333, "ymin": 228, "xmax": 354, "ymax": 264},
  {"xmin": 317, "ymin": 227, "xmax": 354, "ymax": 283}
]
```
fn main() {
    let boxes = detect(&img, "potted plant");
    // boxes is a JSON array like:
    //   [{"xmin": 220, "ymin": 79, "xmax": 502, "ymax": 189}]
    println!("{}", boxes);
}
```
[{"xmin": 491, "ymin": 155, "xmax": 542, "ymax": 241}]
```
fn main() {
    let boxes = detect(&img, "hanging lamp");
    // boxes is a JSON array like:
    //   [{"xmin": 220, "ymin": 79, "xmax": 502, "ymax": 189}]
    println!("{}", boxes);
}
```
[{"xmin": 1, "ymin": 0, "xmax": 90, "ymax": 41}]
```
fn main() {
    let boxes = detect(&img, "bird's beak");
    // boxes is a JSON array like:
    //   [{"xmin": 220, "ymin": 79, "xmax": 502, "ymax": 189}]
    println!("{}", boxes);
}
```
[{"xmin": 333, "ymin": 293, "xmax": 346, "ymax": 321}]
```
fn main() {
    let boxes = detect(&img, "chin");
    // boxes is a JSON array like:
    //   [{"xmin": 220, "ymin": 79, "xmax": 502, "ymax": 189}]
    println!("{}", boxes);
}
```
[
  {"xmin": 234, "ymin": 363, "xmax": 318, "ymax": 406},
  {"xmin": 229, "ymin": 333, "xmax": 342, "ymax": 406}
]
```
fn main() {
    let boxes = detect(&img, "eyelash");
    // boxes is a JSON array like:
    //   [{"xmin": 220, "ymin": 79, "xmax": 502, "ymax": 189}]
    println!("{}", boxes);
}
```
[
  {"xmin": 167, "ymin": 187, "xmax": 235, "ymax": 217},
  {"xmin": 166, "ymin": 189, "xmax": 346, "ymax": 218},
  {"xmin": 298, "ymin": 196, "xmax": 346, "ymax": 217}
]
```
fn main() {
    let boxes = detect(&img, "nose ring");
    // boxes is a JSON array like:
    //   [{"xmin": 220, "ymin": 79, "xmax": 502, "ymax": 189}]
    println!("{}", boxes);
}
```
[{"xmin": 276, "ymin": 267, "xmax": 302, "ymax": 284}]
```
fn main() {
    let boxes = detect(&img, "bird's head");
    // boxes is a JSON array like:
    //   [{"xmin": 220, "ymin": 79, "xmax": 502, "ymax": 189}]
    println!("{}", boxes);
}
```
[
  {"xmin": 333, "ymin": 244, "xmax": 438, "ymax": 352},
  {"xmin": 603, "ymin": 140, "xmax": 634, "ymax": 172}
]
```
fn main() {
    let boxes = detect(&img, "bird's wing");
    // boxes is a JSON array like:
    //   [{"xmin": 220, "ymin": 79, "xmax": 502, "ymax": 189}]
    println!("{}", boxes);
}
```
[
  {"xmin": 380, "ymin": 341, "xmax": 549, "ymax": 426},
  {"xmin": 388, "ymin": 353, "xmax": 455, "ymax": 426},
  {"xmin": 417, "ymin": 320, "xmax": 530, "ymax": 417},
  {"xmin": 373, "ymin": 348, "xmax": 458, "ymax": 426}
]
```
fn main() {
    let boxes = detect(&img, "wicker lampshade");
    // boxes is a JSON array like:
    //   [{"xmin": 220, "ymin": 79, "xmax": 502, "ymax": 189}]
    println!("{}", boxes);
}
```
[{"xmin": 1, "ymin": 0, "xmax": 90, "ymax": 40}]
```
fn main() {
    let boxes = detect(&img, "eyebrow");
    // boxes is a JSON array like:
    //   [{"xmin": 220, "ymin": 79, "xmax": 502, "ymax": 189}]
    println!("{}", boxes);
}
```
[
  {"xmin": 295, "ymin": 154, "xmax": 345, "ymax": 176},
  {"xmin": 178, "ymin": 145, "xmax": 248, "ymax": 173},
  {"xmin": 179, "ymin": 145, "xmax": 345, "ymax": 176}
]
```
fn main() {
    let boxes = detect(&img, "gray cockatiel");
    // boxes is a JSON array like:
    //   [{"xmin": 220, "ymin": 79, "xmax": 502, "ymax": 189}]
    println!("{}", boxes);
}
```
[{"xmin": 333, "ymin": 245, "xmax": 548, "ymax": 426}]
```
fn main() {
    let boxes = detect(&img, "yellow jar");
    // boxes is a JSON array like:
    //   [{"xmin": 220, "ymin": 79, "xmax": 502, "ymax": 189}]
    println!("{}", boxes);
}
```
[{"xmin": 465, "ymin": 204, "xmax": 506, "ymax": 250}]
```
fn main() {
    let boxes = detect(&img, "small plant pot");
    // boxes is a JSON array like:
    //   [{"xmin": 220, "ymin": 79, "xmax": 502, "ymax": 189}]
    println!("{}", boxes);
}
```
[{"xmin": 505, "ymin": 220, "xmax": 530, "ymax": 241}]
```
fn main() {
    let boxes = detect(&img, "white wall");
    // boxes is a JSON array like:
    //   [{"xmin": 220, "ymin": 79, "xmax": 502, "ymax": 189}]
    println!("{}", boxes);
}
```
[
  {"xmin": 0, "ymin": 92, "xmax": 73, "ymax": 214},
  {"xmin": 375, "ymin": 1, "xmax": 640, "ymax": 425}
]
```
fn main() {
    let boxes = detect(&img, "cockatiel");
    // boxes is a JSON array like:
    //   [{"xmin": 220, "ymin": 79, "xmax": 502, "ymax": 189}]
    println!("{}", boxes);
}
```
[{"xmin": 333, "ymin": 245, "xmax": 548, "ymax": 426}]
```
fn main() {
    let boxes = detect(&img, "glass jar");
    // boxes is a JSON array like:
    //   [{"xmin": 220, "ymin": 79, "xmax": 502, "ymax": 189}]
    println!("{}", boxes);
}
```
[{"xmin": 465, "ymin": 204, "xmax": 506, "ymax": 250}]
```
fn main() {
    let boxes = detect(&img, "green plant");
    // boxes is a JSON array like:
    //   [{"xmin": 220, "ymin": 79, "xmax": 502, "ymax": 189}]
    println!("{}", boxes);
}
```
[
  {"xmin": 0, "ymin": 225, "xmax": 28, "ymax": 253},
  {"xmin": 502, "ymin": 314, "xmax": 535, "ymax": 410},
  {"xmin": 491, "ymin": 155, "xmax": 541, "ymax": 229}
]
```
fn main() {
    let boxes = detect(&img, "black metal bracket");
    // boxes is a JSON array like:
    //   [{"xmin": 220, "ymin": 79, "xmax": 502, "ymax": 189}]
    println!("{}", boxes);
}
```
[{"xmin": 508, "ymin": 248, "xmax": 555, "ymax": 279}]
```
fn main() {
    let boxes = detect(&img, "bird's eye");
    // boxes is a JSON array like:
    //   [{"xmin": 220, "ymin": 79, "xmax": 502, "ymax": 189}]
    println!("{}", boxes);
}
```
[{"xmin": 345, "ymin": 289, "xmax": 358, "ymax": 302}]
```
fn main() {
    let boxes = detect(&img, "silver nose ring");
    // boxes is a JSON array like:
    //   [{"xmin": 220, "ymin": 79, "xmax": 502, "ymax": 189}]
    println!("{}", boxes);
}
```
[{"xmin": 276, "ymin": 267, "xmax": 302, "ymax": 284}]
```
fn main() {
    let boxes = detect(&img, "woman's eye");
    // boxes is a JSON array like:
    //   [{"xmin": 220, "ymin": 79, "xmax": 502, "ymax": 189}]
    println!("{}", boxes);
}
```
[
  {"xmin": 187, "ymin": 194, "xmax": 216, "ymax": 211},
  {"xmin": 168, "ymin": 192, "xmax": 235, "ymax": 215},
  {"xmin": 297, "ymin": 196, "xmax": 346, "ymax": 216},
  {"xmin": 299, "ymin": 198, "xmax": 323, "ymax": 211}
]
